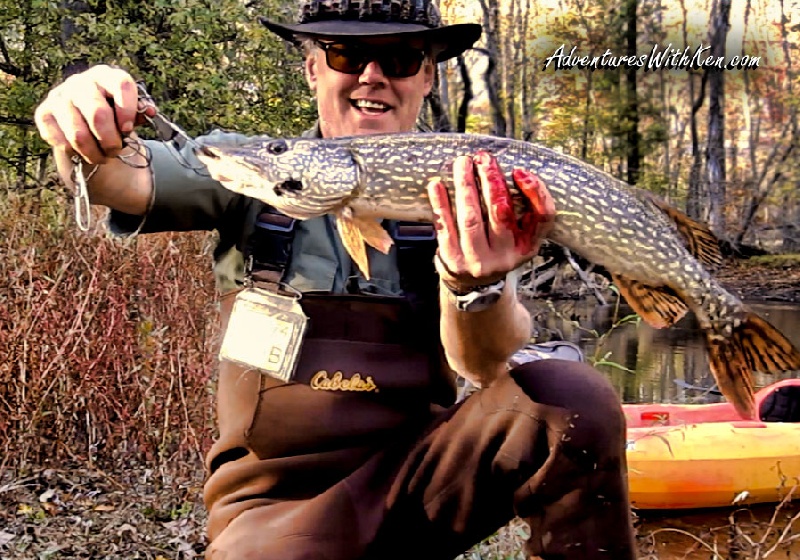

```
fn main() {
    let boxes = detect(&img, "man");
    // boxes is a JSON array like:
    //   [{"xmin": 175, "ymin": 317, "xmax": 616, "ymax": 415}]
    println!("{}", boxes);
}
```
[{"xmin": 34, "ymin": 1, "xmax": 636, "ymax": 558}]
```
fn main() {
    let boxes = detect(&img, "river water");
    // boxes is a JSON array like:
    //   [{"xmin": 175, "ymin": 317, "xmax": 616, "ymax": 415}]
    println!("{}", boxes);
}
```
[
  {"xmin": 523, "ymin": 298, "xmax": 800, "ymax": 558},
  {"xmin": 523, "ymin": 298, "xmax": 800, "ymax": 405}
]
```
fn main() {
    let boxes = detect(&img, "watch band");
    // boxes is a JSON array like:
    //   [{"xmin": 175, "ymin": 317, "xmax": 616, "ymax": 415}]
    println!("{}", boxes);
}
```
[
  {"xmin": 445, "ymin": 278, "xmax": 506, "ymax": 312},
  {"xmin": 432, "ymin": 253, "xmax": 507, "ymax": 312}
]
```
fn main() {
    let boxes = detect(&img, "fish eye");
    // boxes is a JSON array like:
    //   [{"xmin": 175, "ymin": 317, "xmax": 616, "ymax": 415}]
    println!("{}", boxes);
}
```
[{"xmin": 267, "ymin": 140, "xmax": 288, "ymax": 155}]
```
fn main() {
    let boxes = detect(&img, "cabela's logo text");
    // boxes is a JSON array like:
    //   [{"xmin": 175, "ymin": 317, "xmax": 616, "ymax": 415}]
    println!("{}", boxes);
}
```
[{"xmin": 310, "ymin": 370, "xmax": 379, "ymax": 392}]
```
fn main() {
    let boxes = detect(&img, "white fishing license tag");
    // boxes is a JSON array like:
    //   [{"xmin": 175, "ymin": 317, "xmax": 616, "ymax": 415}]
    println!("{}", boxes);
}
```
[{"xmin": 219, "ymin": 288, "xmax": 307, "ymax": 382}]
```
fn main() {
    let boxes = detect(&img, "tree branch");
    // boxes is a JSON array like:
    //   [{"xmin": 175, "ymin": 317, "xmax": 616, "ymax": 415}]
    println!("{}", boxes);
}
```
[
  {"xmin": 0, "ymin": 115, "xmax": 35, "ymax": 126},
  {"xmin": 0, "ymin": 35, "xmax": 11, "ymax": 65},
  {"xmin": 0, "ymin": 62, "xmax": 23, "ymax": 77},
  {"xmin": 563, "ymin": 248, "xmax": 607, "ymax": 305}
]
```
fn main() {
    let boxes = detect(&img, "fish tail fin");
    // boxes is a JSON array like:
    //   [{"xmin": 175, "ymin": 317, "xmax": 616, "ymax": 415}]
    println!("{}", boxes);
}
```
[
  {"xmin": 335, "ymin": 210, "xmax": 394, "ymax": 280},
  {"xmin": 705, "ymin": 312, "xmax": 800, "ymax": 420}
]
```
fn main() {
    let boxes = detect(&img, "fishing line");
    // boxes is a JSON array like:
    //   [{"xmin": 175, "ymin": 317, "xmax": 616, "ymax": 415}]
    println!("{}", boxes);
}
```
[{"xmin": 70, "ymin": 82, "xmax": 210, "ymax": 231}]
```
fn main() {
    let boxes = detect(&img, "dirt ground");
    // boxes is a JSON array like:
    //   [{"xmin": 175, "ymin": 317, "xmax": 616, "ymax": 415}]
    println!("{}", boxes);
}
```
[
  {"xmin": 715, "ymin": 256, "xmax": 800, "ymax": 303},
  {"xmin": 0, "ymin": 466, "xmax": 206, "ymax": 559},
  {"xmin": 1, "ymin": 257, "xmax": 798, "ymax": 560}
]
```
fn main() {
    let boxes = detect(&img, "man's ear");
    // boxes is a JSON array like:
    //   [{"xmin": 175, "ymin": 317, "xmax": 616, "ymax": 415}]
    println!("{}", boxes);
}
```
[
  {"xmin": 305, "ymin": 55, "xmax": 318, "ymax": 92},
  {"xmin": 422, "ymin": 59, "xmax": 435, "ymax": 96}
]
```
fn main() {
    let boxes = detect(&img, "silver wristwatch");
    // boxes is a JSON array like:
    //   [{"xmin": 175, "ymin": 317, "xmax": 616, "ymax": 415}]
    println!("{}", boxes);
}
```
[{"xmin": 446, "ymin": 279, "xmax": 506, "ymax": 312}]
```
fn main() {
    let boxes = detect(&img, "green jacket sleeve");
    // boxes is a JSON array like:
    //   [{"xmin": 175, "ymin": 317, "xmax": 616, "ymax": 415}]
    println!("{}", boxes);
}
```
[{"xmin": 108, "ymin": 130, "xmax": 268, "ymax": 236}]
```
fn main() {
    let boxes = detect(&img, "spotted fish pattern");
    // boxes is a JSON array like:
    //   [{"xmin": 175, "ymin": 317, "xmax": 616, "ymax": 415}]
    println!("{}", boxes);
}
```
[{"xmin": 196, "ymin": 132, "xmax": 800, "ymax": 419}]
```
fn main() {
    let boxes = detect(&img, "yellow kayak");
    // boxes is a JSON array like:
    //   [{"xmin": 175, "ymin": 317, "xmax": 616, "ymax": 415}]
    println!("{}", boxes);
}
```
[{"xmin": 624, "ymin": 379, "xmax": 800, "ymax": 510}]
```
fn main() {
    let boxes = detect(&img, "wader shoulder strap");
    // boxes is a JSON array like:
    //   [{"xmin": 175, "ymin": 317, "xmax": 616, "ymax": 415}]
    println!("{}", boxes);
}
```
[
  {"xmin": 246, "ymin": 207, "xmax": 438, "ymax": 299},
  {"xmin": 387, "ymin": 221, "xmax": 438, "ymax": 304},
  {"xmin": 246, "ymin": 206, "xmax": 297, "ymax": 286}
]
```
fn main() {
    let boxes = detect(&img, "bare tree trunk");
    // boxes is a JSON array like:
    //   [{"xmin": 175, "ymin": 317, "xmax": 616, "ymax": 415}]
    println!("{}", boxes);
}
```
[
  {"xmin": 778, "ymin": 0, "xmax": 799, "ymax": 252},
  {"xmin": 734, "ymin": 125, "xmax": 797, "ymax": 246},
  {"xmin": 705, "ymin": 0, "xmax": 731, "ymax": 235},
  {"xmin": 581, "ymin": 70, "xmax": 593, "ymax": 161},
  {"xmin": 624, "ymin": 0, "xmax": 640, "ymax": 185},
  {"xmin": 476, "ymin": 0, "xmax": 507, "ymax": 137},
  {"xmin": 504, "ymin": 0, "xmax": 519, "ymax": 139},
  {"xmin": 456, "ymin": 55, "xmax": 474, "ymax": 133},
  {"xmin": 426, "ymin": 68, "xmax": 452, "ymax": 132},
  {"xmin": 681, "ymin": 0, "xmax": 706, "ymax": 220},
  {"xmin": 780, "ymin": 193, "xmax": 800, "ymax": 252},
  {"xmin": 519, "ymin": 0, "xmax": 534, "ymax": 140},
  {"xmin": 60, "ymin": 0, "xmax": 92, "ymax": 78},
  {"xmin": 655, "ymin": 0, "xmax": 674, "ymax": 198}
]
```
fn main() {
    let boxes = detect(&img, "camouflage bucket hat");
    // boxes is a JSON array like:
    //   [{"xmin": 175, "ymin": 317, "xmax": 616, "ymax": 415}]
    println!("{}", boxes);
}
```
[{"xmin": 259, "ymin": 0, "xmax": 482, "ymax": 62}]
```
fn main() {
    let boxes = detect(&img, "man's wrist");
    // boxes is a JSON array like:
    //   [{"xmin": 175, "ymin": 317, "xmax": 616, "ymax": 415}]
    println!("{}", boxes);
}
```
[{"xmin": 441, "ymin": 277, "xmax": 506, "ymax": 312}]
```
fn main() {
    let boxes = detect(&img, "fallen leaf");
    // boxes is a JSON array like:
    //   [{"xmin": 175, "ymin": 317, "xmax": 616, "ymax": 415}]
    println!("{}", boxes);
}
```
[
  {"xmin": 93, "ymin": 504, "xmax": 116, "ymax": 512},
  {"xmin": 41, "ymin": 502, "xmax": 59, "ymax": 515},
  {"xmin": 117, "ymin": 523, "xmax": 138, "ymax": 537},
  {"xmin": 0, "ymin": 530, "xmax": 15, "ymax": 546}
]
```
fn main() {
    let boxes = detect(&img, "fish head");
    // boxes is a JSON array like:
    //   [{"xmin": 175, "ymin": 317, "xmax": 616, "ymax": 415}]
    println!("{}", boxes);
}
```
[{"xmin": 195, "ymin": 138, "xmax": 359, "ymax": 220}]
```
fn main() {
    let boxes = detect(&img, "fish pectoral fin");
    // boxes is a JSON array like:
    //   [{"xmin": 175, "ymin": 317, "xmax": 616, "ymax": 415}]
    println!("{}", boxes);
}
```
[
  {"xmin": 352, "ymin": 217, "xmax": 395, "ymax": 255},
  {"xmin": 646, "ymin": 195, "xmax": 723, "ymax": 269},
  {"xmin": 335, "ymin": 211, "xmax": 394, "ymax": 280},
  {"xmin": 611, "ymin": 274, "xmax": 689, "ymax": 329}
]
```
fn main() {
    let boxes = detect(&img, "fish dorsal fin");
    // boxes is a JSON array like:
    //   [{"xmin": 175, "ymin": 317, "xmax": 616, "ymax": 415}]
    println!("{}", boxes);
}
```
[
  {"xmin": 645, "ymin": 195, "xmax": 723, "ymax": 269},
  {"xmin": 334, "ymin": 209, "xmax": 394, "ymax": 280},
  {"xmin": 611, "ymin": 273, "xmax": 689, "ymax": 329}
]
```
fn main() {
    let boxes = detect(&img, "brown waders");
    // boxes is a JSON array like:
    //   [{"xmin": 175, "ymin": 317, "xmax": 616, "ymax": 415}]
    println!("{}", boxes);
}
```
[{"xmin": 204, "ymin": 290, "xmax": 636, "ymax": 560}]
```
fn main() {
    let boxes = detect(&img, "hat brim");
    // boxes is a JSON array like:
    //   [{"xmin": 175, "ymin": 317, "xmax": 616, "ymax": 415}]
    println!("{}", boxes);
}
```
[{"xmin": 259, "ymin": 17, "xmax": 481, "ymax": 62}]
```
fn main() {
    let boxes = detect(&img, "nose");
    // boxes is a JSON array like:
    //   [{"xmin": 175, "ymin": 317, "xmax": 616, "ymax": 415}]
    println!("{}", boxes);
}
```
[{"xmin": 359, "ymin": 60, "xmax": 388, "ymax": 84}]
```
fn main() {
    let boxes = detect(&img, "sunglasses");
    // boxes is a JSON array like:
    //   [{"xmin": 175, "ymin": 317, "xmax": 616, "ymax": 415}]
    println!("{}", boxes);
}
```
[{"xmin": 315, "ymin": 40, "xmax": 427, "ymax": 78}]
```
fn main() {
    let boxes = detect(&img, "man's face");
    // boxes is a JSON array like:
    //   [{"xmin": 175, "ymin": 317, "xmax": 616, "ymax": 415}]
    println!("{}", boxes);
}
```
[{"xmin": 305, "ymin": 36, "xmax": 435, "ymax": 138}]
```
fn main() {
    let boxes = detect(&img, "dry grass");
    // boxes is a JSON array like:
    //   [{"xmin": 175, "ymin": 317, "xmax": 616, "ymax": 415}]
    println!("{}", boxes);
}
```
[{"xmin": 0, "ymin": 187, "xmax": 219, "ymax": 475}]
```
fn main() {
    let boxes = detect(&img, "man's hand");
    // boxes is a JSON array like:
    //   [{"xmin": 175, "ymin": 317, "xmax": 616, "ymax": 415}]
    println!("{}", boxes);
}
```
[
  {"xmin": 34, "ymin": 65, "xmax": 156, "ymax": 165},
  {"xmin": 427, "ymin": 151, "xmax": 555, "ymax": 291},
  {"xmin": 429, "ymin": 152, "xmax": 555, "ymax": 388},
  {"xmin": 33, "ymin": 65, "xmax": 157, "ymax": 216}
]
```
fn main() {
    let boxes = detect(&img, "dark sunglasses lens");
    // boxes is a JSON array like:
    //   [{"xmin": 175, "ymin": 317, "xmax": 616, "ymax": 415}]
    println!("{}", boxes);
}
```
[
  {"xmin": 325, "ymin": 44, "xmax": 367, "ymax": 74},
  {"xmin": 380, "ymin": 49, "xmax": 424, "ymax": 78},
  {"xmin": 321, "ymin": 42, "xmax": 425, "ymax": 78}
]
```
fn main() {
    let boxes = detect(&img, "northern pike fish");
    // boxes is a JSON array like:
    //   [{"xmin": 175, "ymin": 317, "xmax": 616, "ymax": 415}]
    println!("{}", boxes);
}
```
[{"xmin": 195, "ymin": 132, "xmax": 800, "ymax": 419}]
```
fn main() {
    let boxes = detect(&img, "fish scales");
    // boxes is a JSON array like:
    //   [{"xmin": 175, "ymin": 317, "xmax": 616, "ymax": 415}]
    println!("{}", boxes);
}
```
[
  {"xmin": 344, "ymin": 133, "xmax": 690, "ymax": 286},
  {"xmin": 196, "ymin": 131, "xmax": 800, "ymax": 420}
]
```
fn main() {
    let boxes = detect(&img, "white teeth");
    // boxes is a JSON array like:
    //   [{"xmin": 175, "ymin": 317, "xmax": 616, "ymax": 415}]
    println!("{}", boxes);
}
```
[{"xmin": 354, "ymin": 99, "xmax": 389, "ymax": 110}]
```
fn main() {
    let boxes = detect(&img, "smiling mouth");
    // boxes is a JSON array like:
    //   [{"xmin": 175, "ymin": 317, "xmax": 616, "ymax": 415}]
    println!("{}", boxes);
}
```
[{"xmin": 351, "ymin": 99, "xmax": 391, "ymax": 115}]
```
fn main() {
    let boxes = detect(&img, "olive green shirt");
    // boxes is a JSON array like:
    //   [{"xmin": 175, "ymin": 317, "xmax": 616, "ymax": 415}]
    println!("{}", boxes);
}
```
[{"xmin": 109, "ymin": 126, "xmax": 404, "ymax": 296}]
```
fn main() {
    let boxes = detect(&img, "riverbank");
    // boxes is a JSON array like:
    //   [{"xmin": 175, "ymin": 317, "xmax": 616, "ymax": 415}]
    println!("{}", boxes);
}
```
[{"xmin": 716, "ymin": 254, "xmax": 800, "ymax": 303}]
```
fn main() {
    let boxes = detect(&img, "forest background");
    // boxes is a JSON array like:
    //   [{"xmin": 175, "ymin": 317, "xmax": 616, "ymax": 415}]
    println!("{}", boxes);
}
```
[{"xmin": 0, "ymin": 0, "xmax": 798, "ymax": 557}]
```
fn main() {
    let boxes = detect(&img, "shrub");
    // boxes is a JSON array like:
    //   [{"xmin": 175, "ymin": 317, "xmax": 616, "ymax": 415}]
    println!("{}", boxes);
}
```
[{"xmin": 0, "ymin": 187, "xmax": 219, "ymax": 475}]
